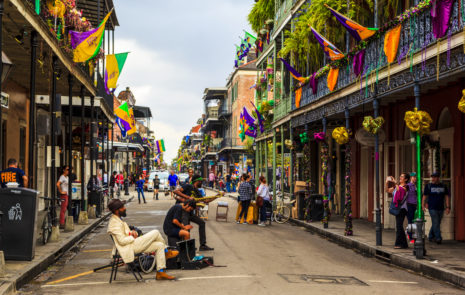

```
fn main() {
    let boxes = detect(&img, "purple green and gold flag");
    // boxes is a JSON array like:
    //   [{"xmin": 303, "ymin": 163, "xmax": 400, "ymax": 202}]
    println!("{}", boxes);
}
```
[
  {"xmin": 325, "ymin": 5, "xmax": 377, "ymax": 42},
  {"xmin": 310, "ymin": 27, "xmax": 345, "ymax": 61},
  {"xmin": 156, "ymin": 139, "xmax": 166, "ymax": 153},
  {"xmin": 69, "ymin": 9, "xmax": 113, "ymax": 63},
  {"xmin": 242, "ymin": 107, "xmax": 257, "ymax": 138},
  {"xmin": 105, "ymin": 52, "xmax": 129, "ymax": 91},
  {"xmin": 127, "ymin": 108, "xmax": 137, "ymax": 136},
  {"xmin": 114, "ymin": 102, "xmax": 131, "ymax": 131},
  {"xmin": 249, "ymin": 100, "xmax": 264, "ymax": 133}
]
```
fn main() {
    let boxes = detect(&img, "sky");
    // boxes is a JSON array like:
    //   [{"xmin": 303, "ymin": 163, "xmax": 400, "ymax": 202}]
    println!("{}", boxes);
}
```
[{"xmin": 113, "ymin": 0, "xmax": 253, "ymax": 162}]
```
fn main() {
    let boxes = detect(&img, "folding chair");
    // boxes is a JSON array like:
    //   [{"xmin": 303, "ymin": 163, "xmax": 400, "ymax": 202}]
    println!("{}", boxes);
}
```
[
  {"xmin": 216, "ymin": 201, "xmax": 229, "ymax": 222},
  {"xmin": 108, "ymin": 235, "xmax": 143, "ymax": 283}
]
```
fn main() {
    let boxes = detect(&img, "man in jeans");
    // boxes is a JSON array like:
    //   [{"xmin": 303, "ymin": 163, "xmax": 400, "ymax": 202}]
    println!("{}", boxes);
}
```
[{"xmin": 422, "ymin": 172, "xmax": 451, "ymax": 244}]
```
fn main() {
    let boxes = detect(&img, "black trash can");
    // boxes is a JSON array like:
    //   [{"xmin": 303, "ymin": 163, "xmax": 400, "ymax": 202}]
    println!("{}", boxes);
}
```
[
  {"xmin": 296, "ymin": 190, "xmax": 306, "ymax": 220},
  {"xmin": 309, "ymin": 194, "xmax": 324, "ymax": 221},
  {"xmin": 0, "ymin": 188, "xmax": 39, "ymax": 260}
]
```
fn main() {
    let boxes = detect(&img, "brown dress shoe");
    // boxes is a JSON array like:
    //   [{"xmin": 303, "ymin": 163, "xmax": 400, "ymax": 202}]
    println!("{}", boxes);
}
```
[
  {"xmin": 156, "ymin": 271, "xmax": 175, "ymax": 280},
  {"xmin": 165, "ymin": 249, "xmax": 179, "ymax": 260}
]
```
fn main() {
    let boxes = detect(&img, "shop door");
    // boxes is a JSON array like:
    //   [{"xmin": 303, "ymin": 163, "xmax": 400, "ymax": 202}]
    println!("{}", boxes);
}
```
[{"xmin": 339, "ymin": 146, "xmax": 346, "ymax": 216}]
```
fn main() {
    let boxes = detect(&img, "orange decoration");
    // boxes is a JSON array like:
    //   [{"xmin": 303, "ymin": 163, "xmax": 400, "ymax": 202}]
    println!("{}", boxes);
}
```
[
  {"xmin": 384, "ymin": 24, "xmax": 402, "ymax": 63},
  {"xmin": 295, "ymin": 87, "xmax": 302, "ymax": 108},
  {"xmin": 327, "ymin": 68, "xmax": 339, "ymax": 92}
]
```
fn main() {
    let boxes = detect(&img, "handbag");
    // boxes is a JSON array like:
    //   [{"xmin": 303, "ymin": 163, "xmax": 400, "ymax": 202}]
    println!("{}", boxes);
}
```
[
  {"xmin": 389, "ymin": 187, "xmax": 408, "ymax": 216},
  {"xmin": 256, "ymin": 196, "xmax": 264, "ymax": 207}
]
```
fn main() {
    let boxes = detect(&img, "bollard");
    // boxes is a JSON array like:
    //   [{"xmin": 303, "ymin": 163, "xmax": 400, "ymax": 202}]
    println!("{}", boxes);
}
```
[
  {"xmin": 78, "ymin": 211, "xmax": 88, "ymax": 225},
  {"xmin": 50, "ymin": 226, "xmax": 60, "ymax": 242},
  {"xmin": 88, "ymin": 206, "xmax": 96, "ymax": 219},
  {"xmin": 64, "ymin": 216, "xmax": 74, "ymax": 232}
]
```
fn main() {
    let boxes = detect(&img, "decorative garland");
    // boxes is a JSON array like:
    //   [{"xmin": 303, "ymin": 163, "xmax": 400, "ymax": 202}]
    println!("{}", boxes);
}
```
[
  {"xmin": 404, "ymin": 108, "xmax": 433, "ymax": 135},
  {"xmin": 321, "ymin": 142, "xmax": 329, "ymax": 227},
  {"xmin": 344, "ymin": 142, "xmax": 353, "ymax": 236},
  {"xmin": 302, "ymin": 142, "xmax": 312, "ymax": 221},
  {"xmin": 362, "ymin": 116, "xmax": 385, "ymax": 134},
  {"xmin": 313, "ymin": 132, "xmax": 325, "ymax": 142},
  {"xmin": 459, "ymin": 90, "xmax": 465, "ymax": 113},
  {"xmin": 299, "ymin": 132, "xmax": 309, "ymax": 143},
  {"xmin": 332, "ymin": 127, "xmax": 349, "ymax": 145}
]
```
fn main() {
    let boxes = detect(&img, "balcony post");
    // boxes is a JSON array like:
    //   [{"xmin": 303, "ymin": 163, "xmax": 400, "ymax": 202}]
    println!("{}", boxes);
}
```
[
  {"xmin": 50, "ymin": 56, "xmax": 58, "ymax": 226},
  {"xmin": 272, "ymin": 131, "xmax": 277, "ymax": 208},
  {"xmin": 0, "ymin": 0, "xmax": 4, "ymax": 169},
  {"xmin": 281, "ymin": 125, "xmax": 284, "ymax": 193},
  {"xmin": 67, "ymin": 74, "xmax": 73, "ymax": 217},
  {"xmin": 374, "ymin": 85, "xmax": 382, "ymax": 246},
  {"xmin": 264, "ymin": 138, "xmax": 268, "ymax": 184},
  {"xmin": 289, "ymin": 121, "xmax": 293, "ymax": 196},
  {"xmin": 28, "ymin": 30, "xmax": 38, "ymax": 187},
  {"xmin": 80, "ymin": 86, "xmax": 85, "ymax": 210}
]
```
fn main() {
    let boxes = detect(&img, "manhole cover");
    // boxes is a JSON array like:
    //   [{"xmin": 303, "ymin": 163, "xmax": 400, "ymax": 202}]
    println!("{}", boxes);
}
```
[{"xmin": 278, "ymin": 274, "xmax": 368, "ymax": 286}]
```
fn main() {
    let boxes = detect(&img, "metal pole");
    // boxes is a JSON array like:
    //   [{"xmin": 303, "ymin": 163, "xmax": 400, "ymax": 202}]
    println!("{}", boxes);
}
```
[
  {"xmin": 345, "ymin": 106, "xmax": 353, "ymax": 235},
  {"xmin": 322, "ymin": 116, "xmax": 329, "ymax": 228},
  {"xmin": 80, "ymin": 86, "xmax": 85, "ymax": 210},
  {"xmin": 289, "ymin": 121, "xmax": 293, "ymax": 196},
  {"xmin": 28, "ymin": 31, "xmax": 38, "ymax": 187},
  {"xmin": 67, "ymin": 74, "xmax": 73, "ymax": 215},
  {"xmin": 51, "ymin": 56, "xmax": 58, "ymax": 226},
  {"xmin": 374, "ymin": 0, "xmax": 378, "ymax": 28},
  {"xmin": 106, "ymin": 119, "xmax": 110, "ymax": 189},
  {"xmin": 125, "ymin": 148, "xmax": 129, "ymax": 195},
  {"xmin": 281, "ymin": 125, "xmax": 284, "ymax": 194},
  {"xmin": 272, "ymin": 131, "xmax": 277, "ymax": 208},
  {"xmin": 0, "ymin": 0, "xmax": 4, "ymax": 169},
  {"xmin": 90, "ymin": 96, "xmax": 95, "ymax": 182},
  {"xmin": 264, "ymin": 139, "xmax": 268, "ymax": 184},
  {"xmin": 374, "ymin": 87, "xmax": 382, "ymax": 246},
  {"xmin": 100, "ymin": 112, "xmax": 105, "ymax": 187},
  {"xmin": 413, "ymin": 79, "xmax": 425, "ymax": 259}
]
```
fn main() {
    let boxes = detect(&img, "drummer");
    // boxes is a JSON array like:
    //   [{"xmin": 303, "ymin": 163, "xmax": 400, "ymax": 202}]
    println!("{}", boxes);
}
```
[
  {"xmin": 173, "ymin": 175, "xmax": 214, "ymax": 251},
  {"xmin": 0, "ymin": 158, "xmax": 28, "ymax": 188}
]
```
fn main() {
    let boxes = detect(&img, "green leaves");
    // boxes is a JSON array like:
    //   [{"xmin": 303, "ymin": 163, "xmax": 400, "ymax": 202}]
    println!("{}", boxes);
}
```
[{"xmin": 248, "ymin": 0, "xmax": 275, "ymax": 34}]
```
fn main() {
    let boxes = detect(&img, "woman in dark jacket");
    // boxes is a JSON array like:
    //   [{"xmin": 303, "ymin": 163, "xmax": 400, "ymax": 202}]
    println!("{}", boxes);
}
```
[{"xmin": 237, "ymin": 174, "xmax": 253, "ymax": 224}]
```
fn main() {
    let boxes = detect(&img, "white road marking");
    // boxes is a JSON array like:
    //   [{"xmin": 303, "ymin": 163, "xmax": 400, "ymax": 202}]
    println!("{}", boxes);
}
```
[
  {"xmin": 368, "ymin": 280, "xmax": 419, "ymax": 284},
  {"xmin": 41, "ymin": 275, "xmax": 256, "ymax": 288}
]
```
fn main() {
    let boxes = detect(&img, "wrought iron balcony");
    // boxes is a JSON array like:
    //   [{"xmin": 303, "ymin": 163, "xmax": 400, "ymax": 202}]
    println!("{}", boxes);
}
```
[{"xmin": 291, "ymin": 0, "xmax": 463, "ymax": 111}]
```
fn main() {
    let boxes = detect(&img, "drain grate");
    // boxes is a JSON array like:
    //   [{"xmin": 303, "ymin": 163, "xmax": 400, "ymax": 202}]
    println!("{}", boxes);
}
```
[{"xmin": 278, "ymin": 274, "xmax": 368, "ymax": 286}]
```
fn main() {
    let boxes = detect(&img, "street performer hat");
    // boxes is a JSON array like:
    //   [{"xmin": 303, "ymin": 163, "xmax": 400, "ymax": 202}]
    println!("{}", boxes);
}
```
[
  {"xmin": 108, "ymin": 199, "xmax": 126, "ymax": 213},
  {"xmin": 191, "ymin": 174, "xmax": 203, "ymax": 184}
]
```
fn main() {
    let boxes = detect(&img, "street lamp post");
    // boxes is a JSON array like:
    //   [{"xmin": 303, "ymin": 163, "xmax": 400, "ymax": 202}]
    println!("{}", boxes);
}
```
[{"xmin": 413, "ymin": 78, "xmax": 425, "ymax": 259}]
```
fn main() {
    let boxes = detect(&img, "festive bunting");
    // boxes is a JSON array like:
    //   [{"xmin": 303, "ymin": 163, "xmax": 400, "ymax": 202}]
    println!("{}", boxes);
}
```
[
  {"xmin": 295, "ymin": 88, "xmax": 303, "ymax": 108},
  {"xmin": 250, "ymin": 100, "xmax": 264, "ymax": 133},
  {"xmin": 327, "ymin": 68, "xmax": 339, "ymax": 92},
  {"xmin": 404, "ymin": 108, "xmax": 433, "ymax": 135},
  {"xmin": 242, "ymin": 107, "xmax": 257, "ymax": 138},
  {"xmin": 114, "ymin": 102, "xmax": 131, "ymax": 132},
  {"xmin": 127, "ymin": 107, "xmax": 136, "ymax": 135},
  {"xmin": 332, "ymin": 127, "xmax": 350, "ymax": 145},
  {"xmin": 69, "ymin": 9, "xmax": 113, "ymax": 63},
  {"xmin": 431, "ymin": 0, "xmax": 453, "ymax": 39},
  {"xmin": 384, "ymin": 24, "xmax": 402, "ymax": 63},
  {"xmin": 105, "ymin": 52, "xmax": 129, "ymax": 91},
  {"xmin": 115, "ymin": 117, "xmax": 127, "ymax": 138},
  {"xmin": 156, "ymin": 140, "xmax": 166, "ymax": 153},
  {"xmin": 279, "ymin": 58, "xmax": 307, "ymax": 83},
  {"xmin": 310, "ymin": 27, "xmax": 345, "ymax": 61},
  {"xmin": 325, "ymin": 4, "xmax": 377, "ymax": 42},
  {"xmin": 314, "ymin": 132, "xmax": 326, "ymax": 142}
]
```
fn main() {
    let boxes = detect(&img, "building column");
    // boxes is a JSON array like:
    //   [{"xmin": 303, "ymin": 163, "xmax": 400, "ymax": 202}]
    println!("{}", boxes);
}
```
[
  {"xmin": 90, "ymin": 96, "xmax": 95, "ymax": 182},
  {"xmin": 67, "ymin": 74, "xmax": 73, "ymax": 216},
  {"xmin": 289, "ymin": 121, "xmax": 293, "ymax": 195},
  {"xmin": 80, "ymin": 86, "xmax": 85, "ymax": 210},
  {"xmin": 0, "ymin": 0, "xmax": 4, "ymax": 169},
  {"xmin": 28, "ymin": 31, "xmax": 38, "ymax": 188},
  {"xmin": 264, "ymin": 139, "xmax": 268, "ymax": 184},
  {"xmin": 50, "ymin": 56, "xmax": 58, "ymax": 226},
  {"xmin": 281, "ymin": 125, "xmax": 284, "ymax": 193},
  {"xmin": 272, "ymin": 131, "xmax": 277, "ymax": 207}
]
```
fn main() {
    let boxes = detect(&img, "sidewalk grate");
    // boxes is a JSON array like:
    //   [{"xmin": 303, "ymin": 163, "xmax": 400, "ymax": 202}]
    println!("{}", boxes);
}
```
[{"xmin": 278, "ymin": 274, "xmax": 368, "ymax": 286}]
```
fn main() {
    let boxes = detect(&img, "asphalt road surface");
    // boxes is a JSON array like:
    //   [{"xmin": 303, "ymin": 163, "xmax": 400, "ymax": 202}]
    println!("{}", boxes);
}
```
[{"xmin": 19, "ymin": 190, "xmax": 463, "ymax": 295}]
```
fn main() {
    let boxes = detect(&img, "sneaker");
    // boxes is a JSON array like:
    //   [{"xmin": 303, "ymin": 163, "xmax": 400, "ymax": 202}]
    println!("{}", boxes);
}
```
[
  {"xmin": 156, "ymin": 271, "xmax": 175, "ymax": 280},
  {"xmin": 199, "ymin": 244, "xmax": 214, "ymax": 251},
  {"xmin": 258, "ymin": 222, "xmax": 266, "ymax": 227},
  {"xmin": 409, "ymin": 239, "xmax": 415, "ymax": 244},
  {"xmin": 236, "ymin": 221, "xmax": 240, "ymax": 224},
  {"xmin": 243, "ymin": 222, "xmax": 248, "ymax": 225},
  {"xmin": 436, "ymin": 239, "xmax": 442, "ymax": 245}
]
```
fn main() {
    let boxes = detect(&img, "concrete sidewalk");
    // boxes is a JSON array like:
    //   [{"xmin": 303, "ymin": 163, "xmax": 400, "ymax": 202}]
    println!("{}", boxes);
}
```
[
  {"xmin": 290, "ymin": 215, "xmax": 465, "ymax": 289},
  {"xmin": 0, "ymin": 191, "xmax": 138, "ymax": 295}
]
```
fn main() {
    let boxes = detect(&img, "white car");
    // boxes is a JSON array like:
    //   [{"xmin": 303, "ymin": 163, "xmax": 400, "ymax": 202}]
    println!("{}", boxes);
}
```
[{"xmin": 147, "ymin": 171, "xmax": 169, "ymax": 192}]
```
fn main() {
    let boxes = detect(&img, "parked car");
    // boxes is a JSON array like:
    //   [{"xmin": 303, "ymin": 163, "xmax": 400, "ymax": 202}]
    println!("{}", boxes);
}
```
[{"xmin": 147, "ymin": 171, "xmax": 169, "ymax": 192}]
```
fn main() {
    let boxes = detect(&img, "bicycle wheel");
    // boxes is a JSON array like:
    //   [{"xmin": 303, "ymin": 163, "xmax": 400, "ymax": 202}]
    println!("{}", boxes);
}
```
[
  {"xmin": 273, "ymin": 206, "xmax": 291, "ymax": 224},
  {"xmin": 138, "ymin": 254, "xmax": 156, "ymax": 273},
  {"xmin": 42, "ymin": 214, "xmax": 52, "ymax": 245}
]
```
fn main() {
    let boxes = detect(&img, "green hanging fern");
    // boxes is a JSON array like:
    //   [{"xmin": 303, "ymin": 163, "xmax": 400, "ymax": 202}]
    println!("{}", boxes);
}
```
[{"xmin": 248, "ymin": 0, "xmax": 275, "ymax": 34}]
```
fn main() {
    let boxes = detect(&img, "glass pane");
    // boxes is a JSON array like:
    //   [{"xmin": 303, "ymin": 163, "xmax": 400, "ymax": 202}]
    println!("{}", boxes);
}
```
[{"xmin": 441, "ymin": 149, "xmax": 451, "ymax": 179}]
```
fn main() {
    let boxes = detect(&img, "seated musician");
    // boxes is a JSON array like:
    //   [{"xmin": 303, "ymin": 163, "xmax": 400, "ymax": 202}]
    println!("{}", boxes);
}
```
[
  {"xmin": 173, "ymin": 175, "xmax": 214, "ymax": 251},
  {"xmin": 107, "ymin": 199, "xmax": 178, "ymax": 280},
  {"xmin": 163, "ymin": 200, "xmax": 196, "ymax": 241}
]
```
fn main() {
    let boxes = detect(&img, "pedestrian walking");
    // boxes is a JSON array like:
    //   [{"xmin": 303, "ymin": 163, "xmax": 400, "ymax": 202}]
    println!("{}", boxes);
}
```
[
  {"xmin": 393, "ymin": 173, "xmax": 410, "ymax": 249},
  {"xmin": 422, "ymin": 172, "xmax": 451, "ymax": 244},
  {"xmin": 153, "ymin": 175, "xmax": 161, "ymax": 200},
  {"xmin": 117, "ymin": 171, "xmax": 124, "ymax": 191},
  {"xmin": 168, "ymin": 170, "xmax": 179, "ymax": 199},
  {"xmin": 0, "ymin": 158, "xmax": 28, "ymax": 188},
  {"xmin": 209, "ymin": 170, "xmax": 215, "ymax": 189},
  {"xmin": 57, "ymin": 165, "xmax": 70, "ymax": 229},
  {"xmin": 136, "ymin": 176, "xmax": 146, "ymax": 204},
  {"xmin": 257, "ymin": 176, "xmax": 271, "ymax": 226},
  {"xmin": 225, "ymin": 173, "xmax": 231, "ymax": 193},
  {"xmin": 406, "ymin": 172, "xmax": 418, "ymax": 243},
  {"xmin": 237, "ymin": 173, "xmax": 253, "ymax": 224}
]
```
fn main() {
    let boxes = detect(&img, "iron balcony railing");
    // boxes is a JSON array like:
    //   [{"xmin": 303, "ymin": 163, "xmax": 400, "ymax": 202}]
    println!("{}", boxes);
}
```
[{"xmin": 291, "ymin": 0, "xmax": 463, "ymax": 110}]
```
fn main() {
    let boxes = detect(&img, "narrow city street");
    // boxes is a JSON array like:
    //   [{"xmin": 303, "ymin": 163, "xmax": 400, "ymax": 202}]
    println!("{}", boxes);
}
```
[{"xmin": 18, "ymin": 190, "xmax": 462, "ymax": 295}]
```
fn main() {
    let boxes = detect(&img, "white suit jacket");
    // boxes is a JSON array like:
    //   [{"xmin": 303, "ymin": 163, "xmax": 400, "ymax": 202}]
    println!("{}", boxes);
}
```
[{"xmin": 107, "ymin": 214, "xmax": 135, "ymax": 263}]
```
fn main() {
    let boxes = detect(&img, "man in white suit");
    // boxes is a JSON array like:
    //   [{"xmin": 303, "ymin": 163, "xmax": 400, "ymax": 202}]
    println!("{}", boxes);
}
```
[{"xmin": 107, "ymin": 199, "xmax": 178, "ymax": 280}]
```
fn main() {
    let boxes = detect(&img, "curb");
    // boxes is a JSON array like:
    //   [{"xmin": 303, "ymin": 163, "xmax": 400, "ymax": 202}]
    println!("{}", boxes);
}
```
[
  {"xmin": 0, "ymin": 212, "xmax": 112, "ymax": 295},
  {"xmin": 289, "ymin": 218, "xmax": 465, "ymax": 289}
]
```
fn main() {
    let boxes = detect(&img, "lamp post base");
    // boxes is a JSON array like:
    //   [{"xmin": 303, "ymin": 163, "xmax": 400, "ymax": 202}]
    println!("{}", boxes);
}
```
[
  {"xmin": 375, "ymin": 208, "xmax": 382, "ymax": 246},
  {"xmin": 414, "ymin": 219, "xmax": 425, "ymax": 259}
]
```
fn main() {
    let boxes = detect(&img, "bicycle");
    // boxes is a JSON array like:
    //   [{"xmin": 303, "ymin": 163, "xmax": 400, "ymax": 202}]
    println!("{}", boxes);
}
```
[
  {"xmin": 39, "ymin": 196, "xmax": 59, "ymax": 245},
  {"xmin": 272, "ymin": 191, "xmax": 291, "ymax": 224}
]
